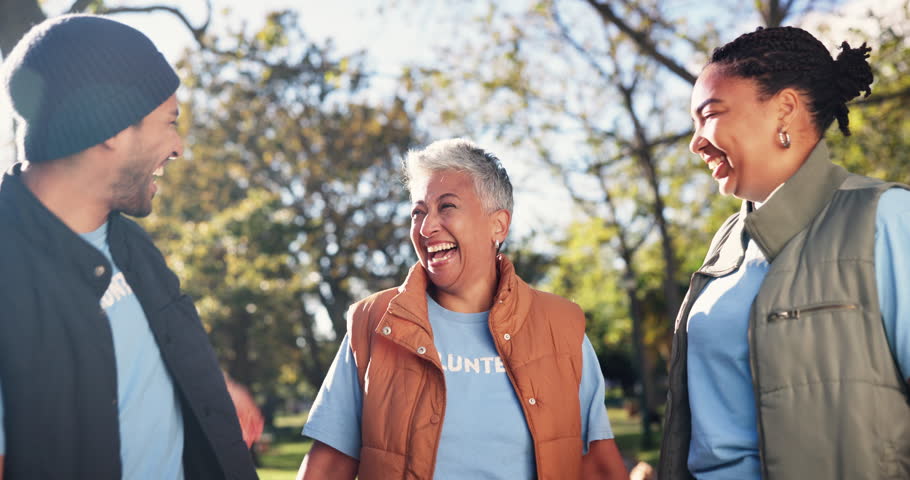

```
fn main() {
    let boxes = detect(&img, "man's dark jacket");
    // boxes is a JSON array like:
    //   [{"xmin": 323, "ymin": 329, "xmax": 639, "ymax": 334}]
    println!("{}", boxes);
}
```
[{"xmin": 0, "ymin": 165, "xmax": 258, "ymax": 479}]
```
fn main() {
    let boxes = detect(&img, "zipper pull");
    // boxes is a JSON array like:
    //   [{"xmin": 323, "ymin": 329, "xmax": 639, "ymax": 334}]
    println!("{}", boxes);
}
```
[{"xmin": 769, "ymin": 309, "xmax": 799, "ymax": 321}]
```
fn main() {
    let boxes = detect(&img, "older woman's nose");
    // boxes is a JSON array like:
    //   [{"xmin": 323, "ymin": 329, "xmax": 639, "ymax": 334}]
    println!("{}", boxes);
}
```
[{"xmin": 419, "ymin": 212, "xmax": 440, "ymax": 238}]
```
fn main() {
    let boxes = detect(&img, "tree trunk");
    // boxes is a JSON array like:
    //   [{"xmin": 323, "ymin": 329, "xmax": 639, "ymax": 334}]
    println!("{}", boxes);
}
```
[
  {"xmin": 623, "ymin": 266, "xmax": 656, "ymax": 450},
  {"xmin": 0, "ymin": 0, "xmax": 46, "ymax": 58},
  {"xmin": 229, "ymin": 312, "xmax": 253, "ymax": 384},
  {"xmin": 618, "ymin": 84, "xmax": 684, "ymax": 325},
  {"xmin": 298, "ymin": 305, "xmax": 327, "ymax": 388},
  {"xmin": 758, "ymin": 0, "xmax": 791, "ymax": 27}
]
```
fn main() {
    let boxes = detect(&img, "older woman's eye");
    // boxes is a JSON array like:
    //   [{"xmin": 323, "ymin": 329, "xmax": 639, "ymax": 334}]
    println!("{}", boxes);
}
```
[
  {"xmin": 441, "ymin": 203, "xmax": 455, "ymax": 210},
  {"xmin": 411, "ymin": 209, "xmax": 425, "ymax": 218}
]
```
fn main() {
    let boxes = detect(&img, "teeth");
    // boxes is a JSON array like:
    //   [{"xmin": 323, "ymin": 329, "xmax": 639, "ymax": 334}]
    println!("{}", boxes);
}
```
[
  {"xmin": 427, "ymin": 242, "xmax": 456, "ymax": 253},
  {"xmin": 153, "ymin": 166, "xmax": 164, "ymax": 177},
  {"xmin": 707, "ymin": 157, "xmax": 725, "ymax": 171}
]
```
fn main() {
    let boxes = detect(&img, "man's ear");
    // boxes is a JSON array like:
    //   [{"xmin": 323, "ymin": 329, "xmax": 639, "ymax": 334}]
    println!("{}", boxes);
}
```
[{"xmin": 100, "ymin": 125, "xmax": 135, "ymax": 152}]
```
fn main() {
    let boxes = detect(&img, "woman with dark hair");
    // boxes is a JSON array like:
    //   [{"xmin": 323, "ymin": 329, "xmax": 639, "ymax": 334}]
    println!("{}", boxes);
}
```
[{"xmin": 659, "ymin": 27, "xmax": 910, "ymax": 479}]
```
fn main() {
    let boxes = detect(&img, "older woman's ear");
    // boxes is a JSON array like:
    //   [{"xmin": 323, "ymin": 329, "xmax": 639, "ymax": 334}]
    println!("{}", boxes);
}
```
[{"xmin": 491, "ymin": 208, "xmax": 511, "ymax": 245}]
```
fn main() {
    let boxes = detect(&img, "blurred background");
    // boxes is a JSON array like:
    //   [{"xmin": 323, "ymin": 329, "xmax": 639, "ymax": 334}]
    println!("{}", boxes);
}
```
[{"xmin": 2, "ymin": 0, "xmax": 908, "ymax": 477}]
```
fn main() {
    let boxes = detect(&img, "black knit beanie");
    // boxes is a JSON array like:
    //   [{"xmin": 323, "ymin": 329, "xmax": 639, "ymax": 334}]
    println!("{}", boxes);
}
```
[{"xmin": 2, "ymin": 14, "xmax": 179, "ymax": 163}]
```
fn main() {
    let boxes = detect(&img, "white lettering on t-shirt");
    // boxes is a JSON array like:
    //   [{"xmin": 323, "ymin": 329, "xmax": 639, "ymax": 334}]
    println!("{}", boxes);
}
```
[
  {"xmin": 464, "ymin": 357, "xmax": 480, "ymax": 373},
  {"xmin": 100, "ymin": 272, "xmax": 134, "ymax": 309},
  {"xmin": 439, "ymin": 353, "xmax": 504, "ymax": 375},
  {"xmin": 448, "ymin": 354, "xmax": 462, "ymax": 372}
]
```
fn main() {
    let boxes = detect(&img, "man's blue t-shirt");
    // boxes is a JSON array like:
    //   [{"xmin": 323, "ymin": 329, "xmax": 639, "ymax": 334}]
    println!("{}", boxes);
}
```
[
  {"xmin": 0, "ymin": 222, "xmax": 185, "ymax": 479},
  {"xmin": 686, "ymin": 188, "xmax": 910, "ymax": 479},
  {"xmin": 303, "ymin": 294, "xmax": 613, "ymax": 478}
]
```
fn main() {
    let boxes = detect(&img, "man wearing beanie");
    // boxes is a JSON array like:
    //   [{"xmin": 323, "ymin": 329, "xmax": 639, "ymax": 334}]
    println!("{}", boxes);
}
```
[{"xmin": 0, "ymin": 15, "xmax": 258, "ymax": 479}]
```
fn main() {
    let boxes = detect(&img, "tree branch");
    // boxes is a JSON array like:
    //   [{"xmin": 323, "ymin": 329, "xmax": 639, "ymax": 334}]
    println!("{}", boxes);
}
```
[
  {"xmin": 855, "ymin": 85, "xmax": 910, "ymax": 106},
  {"xmin": 618, "ymin": 0, "xmax": 708, "ymax": 52},
  {"xmin": 67, "ymin": 0, "xmax": 96, "ymax": 13},
  {"xmin": 596, "ymin": 169, "xmax": 639, "ymax": 258},
  {"xmin": 586, "ymin": 128, "xmax": 690, "ymax": 173},
  {"xmin": 551, "ymin": 3, "xmax": 615, "ymax": 85},
  {"xmin": 100, "ymin": 0, "xmax": 213, "ymax": 49},
  {"xmin": 651, "ymin": 129, "xmax": 693, "ymax": 149},
  {"xmin": 584, "ymin": 0, "xmax": 697, "ymax": 84}
]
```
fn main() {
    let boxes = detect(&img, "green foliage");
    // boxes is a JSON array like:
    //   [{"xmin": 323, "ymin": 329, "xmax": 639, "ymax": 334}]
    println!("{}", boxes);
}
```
[
  {"xmin": 826, "ymin": 7, "xmax": 910, "ymax": 182},
  {"xmin": 393, "ymin": 4, "xmax": 910, "ymax": 433},
  {"xmin": 548, "ymin": 220, "xmax": 628, "ymax": 347},
  {"xmin": 144, "ymin": 10, "xmax": 421, "ymax": 408}
]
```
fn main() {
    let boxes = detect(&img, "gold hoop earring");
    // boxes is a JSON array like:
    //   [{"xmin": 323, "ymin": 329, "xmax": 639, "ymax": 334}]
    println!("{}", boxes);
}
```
[{"xmin": 778, "ymin": 129, "xmax": 791, "ymax": 149}]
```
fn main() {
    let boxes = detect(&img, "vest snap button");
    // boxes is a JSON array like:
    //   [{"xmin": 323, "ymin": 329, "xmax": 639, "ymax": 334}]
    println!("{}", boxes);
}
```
[
  {"xmin": 503, "ymin": 333, "xmax": 511, "ymax": 341},
  {"xmin": 94, "ymin": 265, "xmax": 106, "ymax": 277},
  {"xmin": 430, "ymin": 414, "xmax": 440, "ymax": 424},
  {"xmin": 381, "ymin": 326, "xmax": 392, "ymax": 335},
  {"xmin": 528, "ymin": 397, "xmax": 536, "ymax": 405},
  {"xmin": 416, "ymin": 346, "xmax": 427, "ymax": 355}
]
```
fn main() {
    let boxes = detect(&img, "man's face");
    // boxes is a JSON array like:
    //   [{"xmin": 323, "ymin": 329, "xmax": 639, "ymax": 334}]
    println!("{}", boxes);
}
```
[{"xmin": 110, "ymin": 94, "xmax": 183, "ymax": 217}]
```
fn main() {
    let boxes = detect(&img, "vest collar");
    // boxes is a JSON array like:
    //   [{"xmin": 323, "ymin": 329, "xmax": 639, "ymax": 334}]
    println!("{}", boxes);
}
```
[
  {"xmin": 385, "ymin": 254, "xmax": 530, "ymax": 334},
  {"xmin": 744, "ymin": 140, "xmax": 849, "ymax": 262},
  {"xmin": 0, "ymin": 163, "xmax": 114, "ymax": 297}
]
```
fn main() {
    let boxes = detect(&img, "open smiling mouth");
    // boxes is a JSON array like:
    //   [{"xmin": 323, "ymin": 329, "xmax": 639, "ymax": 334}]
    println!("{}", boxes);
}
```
[
  {"xmin": 427, "ymin": 242, "xmax": 458, "ymax": 264},
  {"xmin": 153, "ymin": 155, "xmax": 176, "ymax": 178},
  {"xmin": 707, "ymin": 155, "xmax": 731, "ymax": 179},
  {"xmin": 151, "ymin": 156, "xmax": 175, "ymax": 193}
]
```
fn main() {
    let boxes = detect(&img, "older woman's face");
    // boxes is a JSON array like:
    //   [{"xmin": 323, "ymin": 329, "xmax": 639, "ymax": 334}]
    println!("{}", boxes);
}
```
[
  {"xmin": 689, "ymin": 65, "xmax": 783, "ymax": 202},
  {"xmin": 409, "ymin": 170, "xmax": 499, "ymax": 293}
]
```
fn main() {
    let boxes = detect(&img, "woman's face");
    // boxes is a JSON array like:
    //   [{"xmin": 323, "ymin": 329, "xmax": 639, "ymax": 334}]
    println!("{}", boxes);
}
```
[
  {"xmin": 689, "ymin": 65, "xmax": 784, "ymax": 202},
  {"xmin": 409, "ymin": 169, "xmax": 502, "ymax": 295}
]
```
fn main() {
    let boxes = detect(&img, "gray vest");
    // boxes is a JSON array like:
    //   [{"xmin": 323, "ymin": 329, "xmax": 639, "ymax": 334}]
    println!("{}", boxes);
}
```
[{"xmin": 659, "ymin": 141, "xmax": 910, "ymax": 480}]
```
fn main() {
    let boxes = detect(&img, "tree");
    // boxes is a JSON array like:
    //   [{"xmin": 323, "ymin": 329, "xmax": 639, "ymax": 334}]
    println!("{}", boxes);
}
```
[
  {"xmin": 2, "ymin": 1, "xmax": 423, "ymax": 420},
  {"xmin": 398, "ymin": 0, "xmax": 713, "ymax": 448},
  {"xmin": 143, "ymin": 10, "xmax": 422, "ymax": 417},
  {"xmin": 392, "ymin": 0, "xmax": 909, "ymax": 451},
  {"xmin": 0, "ymin": 0, "xmax": 213, "ymax": 57},
  {"xmin": 820, "ymin": 1, "xmax": 910, "ymax": 183}
]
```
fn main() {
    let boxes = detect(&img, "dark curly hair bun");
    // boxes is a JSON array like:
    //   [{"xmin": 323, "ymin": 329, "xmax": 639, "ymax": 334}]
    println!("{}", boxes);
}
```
[
  {"xmin": 709, "ymin": 26, "xmax": 874, "ymax": 137},
  {"xmin": 834, "ymin": 41, "xmax": 873, "ymax": 101}
]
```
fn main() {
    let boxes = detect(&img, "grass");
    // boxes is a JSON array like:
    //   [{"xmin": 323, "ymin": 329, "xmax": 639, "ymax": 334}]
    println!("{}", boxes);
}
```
[
  {"xmin": 607, "ymin": 407, "xmax": 662, "ymax": 465},
  {"xmin": 255, "ymin": 406, "xmax": 661, "ymax": 478},
  {"xmin": 254, "ymin": 411, "xmax": 312, "ymax": 480},
  {"xmin": 257, "ymin": 468, "xmax": 300, "ymax": 480}
]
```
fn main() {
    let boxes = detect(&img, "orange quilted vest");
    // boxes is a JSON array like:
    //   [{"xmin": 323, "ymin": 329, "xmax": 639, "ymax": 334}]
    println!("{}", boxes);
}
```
[{"xmin": 347, "ymin": 256, "xmax": 587, "ymax": 479}]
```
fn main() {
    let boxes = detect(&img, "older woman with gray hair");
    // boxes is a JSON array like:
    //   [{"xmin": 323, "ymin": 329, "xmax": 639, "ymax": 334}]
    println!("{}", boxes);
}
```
[{"xmin": 296, "ymin": 138, "xmax": 628, "ymax": 480}]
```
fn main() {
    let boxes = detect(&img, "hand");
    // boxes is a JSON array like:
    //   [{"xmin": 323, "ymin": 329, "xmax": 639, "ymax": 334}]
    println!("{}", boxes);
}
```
[
  {"xmin": 224, "ymin": 375, "xmax": 264, "ymax": 448},
  {"xmin": 630, "ymin": 461, "xmax": 655, "ymax": 480}
]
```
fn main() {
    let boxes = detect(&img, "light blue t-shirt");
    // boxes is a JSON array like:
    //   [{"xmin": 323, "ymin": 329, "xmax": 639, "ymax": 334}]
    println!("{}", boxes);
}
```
[
  {"xmin": 303, "ymin": 294, "xmax": 613, "ymax": 478},
  {"xmin": 0, "ymin": 222, "xmax": 185, "ymax": 479},
  {"xmin": 686, "ymin": 188, "xmax": 910, "ymax": 479}
]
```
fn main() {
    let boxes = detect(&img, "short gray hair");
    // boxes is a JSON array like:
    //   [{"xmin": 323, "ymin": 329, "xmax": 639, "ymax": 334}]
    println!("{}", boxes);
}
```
[{"xmin": 402, "ymin": 138, "xmax": 514, "ymax": 213}]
